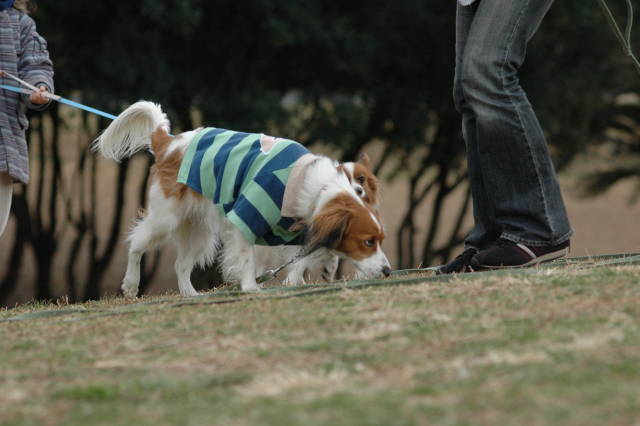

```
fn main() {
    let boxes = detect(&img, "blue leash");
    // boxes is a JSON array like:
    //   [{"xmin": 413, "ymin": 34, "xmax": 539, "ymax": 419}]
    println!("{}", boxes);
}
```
[
  {"xmin": 1, "ymin": 71, "xmax": 177, "ymax": 139},
  {"xmin": 0, "ymin": 83, "xmax": 117, "ymax": 120}
]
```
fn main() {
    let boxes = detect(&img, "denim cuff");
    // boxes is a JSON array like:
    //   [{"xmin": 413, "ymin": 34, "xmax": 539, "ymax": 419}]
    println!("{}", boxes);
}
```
[{"xmin": 500, "ymin": 229, "xmax": 574, "ymax": 247}]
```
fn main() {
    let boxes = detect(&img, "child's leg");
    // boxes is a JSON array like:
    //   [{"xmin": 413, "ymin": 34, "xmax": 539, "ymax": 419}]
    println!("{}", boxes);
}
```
[{"xmin": 0, "ymin": 173, "xmax": 13, "ymax": 237}]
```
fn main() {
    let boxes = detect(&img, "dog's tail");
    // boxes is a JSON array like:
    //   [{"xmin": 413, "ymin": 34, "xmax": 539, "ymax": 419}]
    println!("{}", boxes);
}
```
[{"xmin": 92, "ymin": 101, "xmax": 170, "ymax": 161}]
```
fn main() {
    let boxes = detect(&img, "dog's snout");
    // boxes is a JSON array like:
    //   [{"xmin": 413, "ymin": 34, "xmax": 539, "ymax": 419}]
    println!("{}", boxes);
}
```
[
  {"xmin": 382, "ymin": 266, "xmax": 392, "ymax": 277},
  {"xmin": 356, "ymin": 186, "xmax": 364, "ymax": 196}
]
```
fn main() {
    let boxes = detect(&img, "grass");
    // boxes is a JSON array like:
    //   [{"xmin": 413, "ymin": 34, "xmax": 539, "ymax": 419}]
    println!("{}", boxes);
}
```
[{"xmin": 1, "ymin": 265, "xmax": 640, "ymax": 426}]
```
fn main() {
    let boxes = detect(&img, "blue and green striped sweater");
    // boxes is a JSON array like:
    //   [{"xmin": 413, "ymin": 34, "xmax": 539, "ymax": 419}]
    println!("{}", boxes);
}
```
[{"xmin": 177, "ymin": 127, "xmax": 311, "ymax": 246}]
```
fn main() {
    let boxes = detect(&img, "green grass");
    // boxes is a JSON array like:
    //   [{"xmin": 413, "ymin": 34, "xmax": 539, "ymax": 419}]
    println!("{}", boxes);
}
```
[{"xmin": 1, "ymin": 266, "xmax": 640, "ymax": 426}]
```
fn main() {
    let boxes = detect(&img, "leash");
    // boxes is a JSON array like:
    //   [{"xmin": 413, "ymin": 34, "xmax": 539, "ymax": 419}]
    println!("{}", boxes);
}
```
[
  {"xmin": 1, "ymin": 70, "xmax": 311, "ymax": 282},
  {"xmin": 597, "ymin": 0, "xmax": 640, "ymax": 75},
  {"xmin": 0, "ymin": 70, "xmax": 117, "ymax": 120},
  {"xmin": 256, "ymin": 244, "xmax": 322, "ymax": 284}
]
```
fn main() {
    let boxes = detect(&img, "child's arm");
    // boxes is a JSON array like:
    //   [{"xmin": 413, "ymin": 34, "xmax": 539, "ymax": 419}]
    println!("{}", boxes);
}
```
[{"xmin": 17, "ymin": 14, "xmax": 54, "ymax": 111}]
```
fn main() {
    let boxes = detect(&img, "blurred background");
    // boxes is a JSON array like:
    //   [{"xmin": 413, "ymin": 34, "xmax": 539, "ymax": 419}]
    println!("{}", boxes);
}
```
[{"xmin": 1, "ymin": 0, "xmax": 639, "ymax": 307}]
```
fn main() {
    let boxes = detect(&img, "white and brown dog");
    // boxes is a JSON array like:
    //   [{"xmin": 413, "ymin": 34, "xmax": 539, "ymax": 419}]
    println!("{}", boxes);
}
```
[
  {"xmin": 94, "ymin": 101, "xmax": 391, "ymax": 297},
  {"xmin": 255, "ymin": 153, "xmax": 381, "ymax": 284}
]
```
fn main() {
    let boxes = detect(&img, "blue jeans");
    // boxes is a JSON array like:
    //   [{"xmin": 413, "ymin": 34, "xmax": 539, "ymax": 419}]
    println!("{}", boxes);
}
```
[{"xmin": 453, "ymin": 0, "xmax": 573, "ymax": 248}]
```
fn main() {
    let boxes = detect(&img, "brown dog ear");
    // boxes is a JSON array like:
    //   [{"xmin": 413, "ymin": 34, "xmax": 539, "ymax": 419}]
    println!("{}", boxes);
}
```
[
  {"xmin": 366, "ymin": 176, "xmax": 379, "ymax": 205},
  {"xmin": 307, "ymin": 203, "xmax": 352, "ymax": 250},
  {"xmin": 357, "ymin": 153, "xmax": 372, "ymax": 171}
]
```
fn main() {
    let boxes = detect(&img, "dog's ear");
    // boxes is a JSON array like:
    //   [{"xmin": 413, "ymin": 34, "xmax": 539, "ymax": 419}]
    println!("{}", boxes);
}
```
[
  {"xmin": 366, "ymin": 174, "xmax": 379, "ymax": 204},
  {"xmin": 336, "ymin": 163, "xmax": 351, "ymax": 181},
  {"xmin": 357, "ymin": 152, "xmax": 372, "ymax": 171},
  {"xmin": 307, "ymin": 204, "xmax": 352, "ymax": 250}
]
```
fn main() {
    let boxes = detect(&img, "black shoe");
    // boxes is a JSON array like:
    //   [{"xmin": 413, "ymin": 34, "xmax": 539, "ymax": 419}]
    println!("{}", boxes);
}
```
[
  {"xmin": 471, "ymin": 239, "xmax": 570, "ymax": 270},
  {"xmin": 437, "ymin": 247, "xmax": 479, "ymax": 274}
]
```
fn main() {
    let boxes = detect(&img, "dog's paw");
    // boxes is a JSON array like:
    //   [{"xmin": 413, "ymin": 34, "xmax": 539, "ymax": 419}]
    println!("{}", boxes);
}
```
[
  {"xmin": 180, "ymin": 287, "xmax": 199, "ymax": 297},
  {"xmin": 121, "ymin": 282, "xmax": 139, "ymax": 299},
  {"xmin": 283, "ymin": 276, "xmax": 304, "ymax": 287},
  {"xmin": 241, "ymin": 283, "xmax": 262, "ymax": 293},
  {"xmin": 282, "ymin": 277, "xmax": 294, "ymax": 287},
  {"xmin": 283, "ymin": 270, "xmax": 306, "ymax": 286}
]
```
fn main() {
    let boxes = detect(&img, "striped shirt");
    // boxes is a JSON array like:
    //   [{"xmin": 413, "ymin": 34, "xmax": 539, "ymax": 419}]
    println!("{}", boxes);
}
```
[{"xmin": 177, "ymin": 127, "xmax": 312, "ymax": 246}]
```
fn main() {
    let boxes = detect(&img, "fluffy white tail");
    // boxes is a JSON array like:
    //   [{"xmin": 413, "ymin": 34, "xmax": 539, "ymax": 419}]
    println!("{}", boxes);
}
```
[{"xmin": 93, "ymin": 101, "xmax": 170, "ymax": 161}]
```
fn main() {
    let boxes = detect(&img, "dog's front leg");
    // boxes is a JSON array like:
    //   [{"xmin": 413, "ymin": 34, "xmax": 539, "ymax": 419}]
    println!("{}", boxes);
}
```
[
  {"xmin": 224, "ymin": 226, "xmax": 261, "ymax": 292},
  {"xmin": 236, "ymin": 237, "xmax": 261, "ymax": 293},
  {"xmin": 284, "ymin": 259, "xmax": 307, "ymax": 286}
]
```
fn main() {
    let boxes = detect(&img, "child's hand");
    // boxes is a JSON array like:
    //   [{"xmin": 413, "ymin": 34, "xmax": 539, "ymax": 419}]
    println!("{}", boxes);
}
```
[{"xmin": 30, "ymin": 86, "xmax": 50, "ymax": 105}]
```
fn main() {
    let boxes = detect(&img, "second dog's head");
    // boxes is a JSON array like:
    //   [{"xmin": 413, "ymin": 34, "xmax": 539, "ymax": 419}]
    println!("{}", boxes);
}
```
[
  {"xmin": 305, "ymin": 192, "xmax": 390, "ymax": 279},
  {"xmin": 340, "ymin": 153, "xmax": 380, "ymax": 207}
]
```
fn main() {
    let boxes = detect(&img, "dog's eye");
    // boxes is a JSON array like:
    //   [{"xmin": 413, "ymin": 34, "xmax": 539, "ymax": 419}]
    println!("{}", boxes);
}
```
[
  {"xmin": 364, "ymin": 239, "xmax": 375, "ymax": 247},
  {"xmin": 357, "ymin": 175, "xmax": 366, "ymax": 184}
]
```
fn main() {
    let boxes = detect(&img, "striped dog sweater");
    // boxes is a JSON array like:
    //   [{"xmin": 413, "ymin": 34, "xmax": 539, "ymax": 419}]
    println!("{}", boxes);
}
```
[{"xmin": 177, "ymin": 127, "xmax": 313, "ymax": 246}]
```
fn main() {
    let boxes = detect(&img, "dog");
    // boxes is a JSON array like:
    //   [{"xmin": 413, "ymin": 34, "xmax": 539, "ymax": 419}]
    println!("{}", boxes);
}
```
[
  {"xmin": 341, "ymin": 153, "xmax": 380, "ymax": 207},
  {"xmin": 254, "ymin": 153, "xmax": 382, "ymax": 285},
  {"xmin": 93, "ymin": 101, "xmax": 391, "ymax": 296}
]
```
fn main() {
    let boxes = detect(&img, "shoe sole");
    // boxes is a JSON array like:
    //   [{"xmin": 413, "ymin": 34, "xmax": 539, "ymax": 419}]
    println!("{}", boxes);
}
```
[{"xmin": 474, "ymin": 247, "xmax": 569, "ymax": 270}]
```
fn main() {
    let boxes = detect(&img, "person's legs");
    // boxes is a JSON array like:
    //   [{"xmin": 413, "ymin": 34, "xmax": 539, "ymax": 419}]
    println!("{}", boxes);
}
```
[
  {"xmin": 0, "ymin": 172, "xmax": 13, "ymax": 237},
  {"xmin": 440, "ymin": 1, "xmax": 496, "ymax": 274},
  {"xmin": 453, "ymin": 1, "xmax": 497, "ymax": 251},
  {"xmin": 459, "ymin": 0, "xmax": 572, "ymax": 248},
  {"xmin": 442, "ymin": 0, "xmax": 573, "ymax": 273}
]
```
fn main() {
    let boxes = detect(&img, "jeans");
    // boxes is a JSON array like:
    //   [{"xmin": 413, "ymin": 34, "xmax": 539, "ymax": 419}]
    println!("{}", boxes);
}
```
[{"xmin": 453, "ymin": 0, "xmax": 573, "ymax": 248}]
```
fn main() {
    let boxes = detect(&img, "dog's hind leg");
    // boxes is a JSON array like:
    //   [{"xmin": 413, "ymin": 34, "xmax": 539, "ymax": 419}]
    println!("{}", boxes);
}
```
[
  {"xmin": 122, "ymin": 226, "xmax": 146, "ymax": 298},
  {"xmin": 122, "ymin": 184, "xmax": 177, "ymax": 298},
  {"xmin": 173, "ymin": 224, "xmax": 202, "ymax": 298},
  {"xmin": 122, "ymin": 212, "xmax": 172, "ymax": 298}
]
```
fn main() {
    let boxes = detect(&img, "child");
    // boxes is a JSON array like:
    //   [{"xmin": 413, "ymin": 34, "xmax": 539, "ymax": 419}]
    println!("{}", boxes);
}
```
[{"xmin": 0, "ymin": 0, "xmax": 54, "ymax": 236}]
